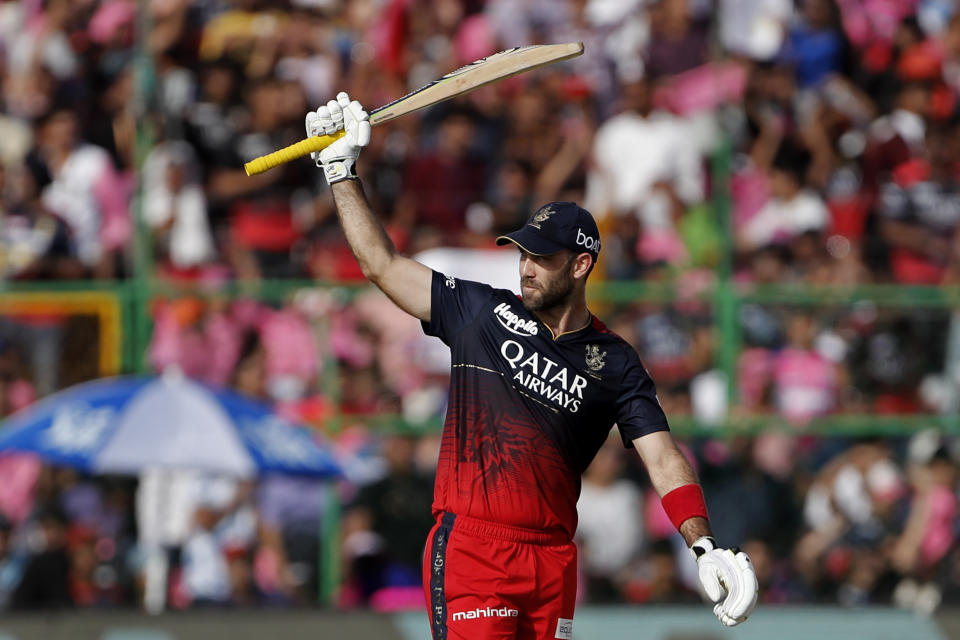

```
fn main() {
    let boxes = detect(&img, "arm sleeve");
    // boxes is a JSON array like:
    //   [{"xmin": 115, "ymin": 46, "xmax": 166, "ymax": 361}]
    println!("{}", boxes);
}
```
[
  {"xmin": 615, "ymin": 350, "xmax": 670, "ymax": 447},
  {"xmin": 421, "ymin": 270, "xmax": 497, "ymax": 345}
]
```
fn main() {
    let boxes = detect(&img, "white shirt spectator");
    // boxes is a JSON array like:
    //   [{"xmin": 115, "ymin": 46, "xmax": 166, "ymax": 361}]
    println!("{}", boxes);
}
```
[
  {"xmin": 9, "ymin": 27, "xmax": 78, "ymax": 79},
  {"xmin": 718, "ymin": 0, "xmax": 793, "ymax": 61},
  {"xmin": 182, "ymin": 529, "xmax": 231, "ymax": 603},
  {"xmin": 587, "ymin": 110, "xmax": 708, "ymax": 224},
  {"xmin": 143, "ymin": 141, "xmax": 215, "ymax": 268},
  {"xmin": 743, "ymin": 189, "xmax": 828, "ymax": 247},
  {"xmin": 42, "ymin": 144, "xmax": 130, "ymax": 267},
  {"xmin": 577, "ymin": 478, "xmax": 643, "ymax": 576}
]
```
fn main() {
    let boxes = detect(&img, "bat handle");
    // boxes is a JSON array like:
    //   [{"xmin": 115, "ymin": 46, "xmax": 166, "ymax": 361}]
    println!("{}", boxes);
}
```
[{"xmin": 243, "ymin": 131, "xmax": 347, "ymax": 176}]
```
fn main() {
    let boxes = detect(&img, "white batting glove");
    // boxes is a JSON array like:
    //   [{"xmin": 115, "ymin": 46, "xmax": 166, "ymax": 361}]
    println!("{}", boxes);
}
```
[
  {"xmin": 690, "ymin": 536, "xmax": 758, "ymax": 626},
  {"xmin": 304, "ymin": 91, "xmax": 371, "ymax": 185}
]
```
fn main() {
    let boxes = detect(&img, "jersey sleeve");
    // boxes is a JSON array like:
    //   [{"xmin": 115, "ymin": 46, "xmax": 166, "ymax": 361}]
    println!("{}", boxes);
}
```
[
  {"xmin": 615, "ymin": 349, "xmax": 670, "ymax": 447},
  {"xmin": 421, "ymin": 270, "xmax": 497, "ymax": 345}
]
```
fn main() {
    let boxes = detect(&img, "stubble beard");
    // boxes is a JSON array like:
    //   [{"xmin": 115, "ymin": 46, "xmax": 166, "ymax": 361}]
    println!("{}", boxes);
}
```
[{"xmin": 521, "ymin": 273, "xmax": 575, "ymax": 313}]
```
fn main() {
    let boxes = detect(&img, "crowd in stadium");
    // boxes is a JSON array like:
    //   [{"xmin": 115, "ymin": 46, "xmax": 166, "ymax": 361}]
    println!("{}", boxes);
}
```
[{"xmin": 1, "ymin": 0, "xmax": 960, "ymax": 615}]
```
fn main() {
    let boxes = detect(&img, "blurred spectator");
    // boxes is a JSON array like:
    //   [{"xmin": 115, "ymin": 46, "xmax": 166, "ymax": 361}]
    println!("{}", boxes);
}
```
[
  {"xmin": 0, "ymin": 514, "xmax": 19, "ymax": 610},
  {"xmin": 342, "ymin": 433, "xmax": 434, "ymax": 605},
  {"xmin": 622, "ymin": 539, "xmax": 700, "ymax": 604},
  {"xmin": 206, "ymin": 77, "xmax": 319, "ymax": 279},
  {"xmin": 587, "ymin": 77, "xmax": 708, "ymax": 272},
  {"xmin": 182, "ymin": 503, "xmax": 232, "ymax": 605},
  {"xmin": 877, "ymin": 123, "xmax": 960, "ymax": 284},
  {"xmin": 785, "ymin": 0, "xmax": 846, "ymax": 89},
  {"xmin": 719, "ymin": 0, "xmax": 792, "ymax": 61},
  {"xmin": 0, "ymin": 312, "xmax": 64, "ymax": 399},
  {"xmin": 892, "ymin": 432, "xmax": 958, "ymax": 614},
  {"xmin": 11, "ymin": 509, "xmax": 71, "ymax": 609},
  {"xmin": 181, "ymin": 476, "xmax": 258, "ymax": 607},
  {"xmin": 576, "ymin": 436, "xmax": 643, "ymax": 603},
  {"xmin": 142, "ymin": 141, "xmax": 216, "ymax": 276},
  {"xmin": 795, "ymin": 438, "xmax": 904, "ymax": 605},
  {"xmin": 0, "ymin": 163, "xmax": 84, "ymax": 281},
  {"xmin": 771, "ymin": 312, "xmax": 840, "ymax": 424},
  {"xmin": 739, "ymin": 138, "xmax": 829, "ymax": 251},
  {"xmin": 392, "ymin": 107, "xmax": 487, "ymax": 251},
  {"xmin": 34, "ymin": 109, "xmax": 131, "ymax": 279},
  {"xmin": 645, "ymin": 0, "xmax": 710, "ymax": 79},
  {"xmin": 257, "ymin": 474, "xmax": 327, "ymax": 603}
]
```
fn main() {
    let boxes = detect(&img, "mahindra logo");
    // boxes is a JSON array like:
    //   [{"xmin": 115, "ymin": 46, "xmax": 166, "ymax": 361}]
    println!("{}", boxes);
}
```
[
  {"xmin": 576, "ymin": 228, "xmax": 600, "ymax": 252},
  {"xmin": 452, "ymin": 606, "xmax": 519, "ymax": 621},
  {"xmin": 494, "ymin": 302, "xmax": 538, "ymax": 336}
]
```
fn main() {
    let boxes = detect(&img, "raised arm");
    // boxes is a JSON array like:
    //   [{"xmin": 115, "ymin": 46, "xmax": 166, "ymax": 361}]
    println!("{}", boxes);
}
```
[
  {"xmin": 329, "ymin": 180, "xmax": 432, "ymax": 321},
  {"xmin": 308, "ymin": 93, "xmax": 432, "ymax": 322},
  {"xmin": 633, "ymin": 430, "xmax": 759, "ymax": 627}
]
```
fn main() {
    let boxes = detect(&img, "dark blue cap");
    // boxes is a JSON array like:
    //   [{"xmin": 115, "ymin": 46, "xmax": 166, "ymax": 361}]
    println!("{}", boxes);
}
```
[{"xmin": 496, "ymin": 202, "xmax": 601, "ymax": 259}]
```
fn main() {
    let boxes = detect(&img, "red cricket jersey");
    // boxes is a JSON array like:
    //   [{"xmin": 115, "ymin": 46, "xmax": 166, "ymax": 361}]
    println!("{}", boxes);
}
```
[{"xmin": 422, "ymin": 271, "xmax": 669, "ymax": 540}]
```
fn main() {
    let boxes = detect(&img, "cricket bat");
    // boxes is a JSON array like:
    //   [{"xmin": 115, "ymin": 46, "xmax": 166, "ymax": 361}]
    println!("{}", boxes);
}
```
[{"xmin": 243, "ymin": 42, "xmax": 584, "ymax": 176}]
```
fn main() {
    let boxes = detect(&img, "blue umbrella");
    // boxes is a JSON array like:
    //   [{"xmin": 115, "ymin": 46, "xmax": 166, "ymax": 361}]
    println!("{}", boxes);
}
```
[{"xmin": 0, "ymin": 373, "xmax": 340, "ymax": 478}]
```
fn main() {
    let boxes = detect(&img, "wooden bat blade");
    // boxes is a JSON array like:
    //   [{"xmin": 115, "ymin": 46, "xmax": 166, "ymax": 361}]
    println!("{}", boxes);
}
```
[
  {"xmin": 244, "ymin": 42, "xmax": 584, "ymax": 176},
  {"xmin": 368, "ymin": 42, "xmax": 584, "ymax": 126}
]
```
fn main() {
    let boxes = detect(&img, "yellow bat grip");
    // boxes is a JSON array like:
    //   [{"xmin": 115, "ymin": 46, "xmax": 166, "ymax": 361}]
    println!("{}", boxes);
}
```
[{"xmin": 243, "ymin": 131, "xmax": 346, "ymax": 176}]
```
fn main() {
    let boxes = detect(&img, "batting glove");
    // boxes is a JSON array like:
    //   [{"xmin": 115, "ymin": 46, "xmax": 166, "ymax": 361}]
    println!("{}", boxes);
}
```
[
  {"xmin": 305, "ymin": 91, "xmax": 371, "ymax": 185},
  {"xmin": 690, "ymin": 536, "xmax": 758, "ymax": 627}
]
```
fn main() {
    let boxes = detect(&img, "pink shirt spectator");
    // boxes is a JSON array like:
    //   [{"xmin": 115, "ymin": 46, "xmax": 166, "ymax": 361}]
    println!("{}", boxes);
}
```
[
  {"xmin": 737, "ymin": 347, "xmax": 773, "ymax": 410},
  {"xmin": 919, "ymin": 485, "xmax": 957, "ymax": 568},
  {"xmin": 149, "ymin": 302, "xmax": 244, "ymax": 386},
  {"xmin": 773, "ymin": 348, "xmax": 837, "ymax": 424},
  {"xmin": 731, "ymin": 165, "xmax": 771, "ymax": 231},
  {"xmin": 259, "ymin": 309, "xmax": 318, "ymax": 380},
  {"xmin": 0, "ymin": 453, "xmax": 42, "ymax": 524},
  {"xmin": 148, "ymin": 303, "xmax": 211, "ymax": 381},
  {"xmin": 836, "ymin": 0, "xmax": 919, "ymax": 47}
]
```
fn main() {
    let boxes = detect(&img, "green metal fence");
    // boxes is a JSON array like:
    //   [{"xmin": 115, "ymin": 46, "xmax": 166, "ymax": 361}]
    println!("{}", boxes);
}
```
[{"xmin": 3, "ymin": 275, "xmax": 959, "ymax": 436}]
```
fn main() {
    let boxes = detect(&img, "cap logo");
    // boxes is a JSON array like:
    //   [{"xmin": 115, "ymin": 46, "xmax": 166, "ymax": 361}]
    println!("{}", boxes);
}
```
[
  {"xmin": 576, "ymin": 228, "xmax": 600, "ymax": 253},
  {"xmin": 529, "ymin": 205, "xmax": 556, "ymax": 229}
]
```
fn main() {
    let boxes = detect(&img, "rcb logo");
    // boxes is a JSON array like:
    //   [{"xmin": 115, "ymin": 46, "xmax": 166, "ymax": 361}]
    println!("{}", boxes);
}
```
[
  {"xmin": 585, "ymin": 344, "xmax": 606, "ymax": 379},
  {"xmin": 529, "ymin": 205, "xmax": 556, "ymax": 229}
]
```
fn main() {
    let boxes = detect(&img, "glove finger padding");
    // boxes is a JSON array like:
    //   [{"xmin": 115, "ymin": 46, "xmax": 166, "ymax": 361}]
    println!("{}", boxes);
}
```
[
  {"xmin": 305, "ymin": 111, "xmax": 320, "ymax": 137},
  {"xmin": 311, "ymin": 106, "xmax": 339, "ymax": 137},
  {"xmin": 722, "ymin": 551, "xmax": 758, "ymax": 621},
  {"xmin": 697, "ymin": 548, "xmax": 758, "ymax": 626},
  {"xmin": 305, "ymin": 111, "xmax": 333, "ymax": 164},
  {"xmin": 347, "ymin": 101, "xmax": 371, "ymax": 147},
  {"xmin": 697, "ymin": 559, "xmax": 728, "ymax": 603},
  {"xmin": 327, "ymin": 98, "xmax": 344, "ymax": 131},
  {"xmin": 312, "ymin": 91, "xmax": 369, "ymax": 184}
]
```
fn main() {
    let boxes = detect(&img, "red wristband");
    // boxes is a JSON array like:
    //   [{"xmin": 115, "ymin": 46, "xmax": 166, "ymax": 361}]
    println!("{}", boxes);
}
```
[{"xmin": 661, "ymin": 484, "xmax": 709, "ymax": 531}]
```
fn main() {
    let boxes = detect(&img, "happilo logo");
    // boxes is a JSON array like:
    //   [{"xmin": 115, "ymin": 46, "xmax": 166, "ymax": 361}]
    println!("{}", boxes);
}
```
[
  {"xmin": 576, "ymin": 228, "xmax": 600, "ymax": 253},
  {"xmin": 555, "ymin": 617, "xmax": 574, "ymax": 639},
  {"xmin": 452, "ymin": 605, "xmax": 519, "ymax": 621},
  {"xmin": 494, "ymin": 302, "xmax": 538, "ymax": 336}
]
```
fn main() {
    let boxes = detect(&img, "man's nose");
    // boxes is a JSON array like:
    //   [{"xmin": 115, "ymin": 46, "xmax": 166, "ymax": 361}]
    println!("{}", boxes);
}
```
[{"xmin": 520, "ymin": 256, "xmax": 536, "ymax": 277}]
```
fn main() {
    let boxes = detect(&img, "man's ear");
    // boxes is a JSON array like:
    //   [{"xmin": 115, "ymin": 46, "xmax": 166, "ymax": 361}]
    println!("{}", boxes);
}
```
[{"xmin": 572, "ymin": 252, "xmax": 594, "ymax": 279}]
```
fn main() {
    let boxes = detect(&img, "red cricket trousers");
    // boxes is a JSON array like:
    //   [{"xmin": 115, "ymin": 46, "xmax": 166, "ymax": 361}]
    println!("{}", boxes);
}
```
[{"xmin": 423, "ymin": 512, "xmax": 577, "ymax": 640}]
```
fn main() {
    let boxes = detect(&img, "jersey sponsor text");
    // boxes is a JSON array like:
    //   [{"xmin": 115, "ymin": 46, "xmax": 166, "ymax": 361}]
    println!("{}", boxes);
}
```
[
  {"xmin": 494, "ymin": 303, "xmax": 539, "ymax": 336},
  {"xmin": 500, "ymin": 340, "xmax": 586, "ymax": 412},
  {"xmin": 452, "ymin": 605, "xmax": 520, "ymax": 621}
]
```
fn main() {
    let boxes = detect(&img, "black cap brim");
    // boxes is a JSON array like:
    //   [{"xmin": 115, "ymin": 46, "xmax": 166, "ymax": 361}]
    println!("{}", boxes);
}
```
[{"xmin": 495, "ymin": 228, "xmax": 569, "ymax": 256}]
